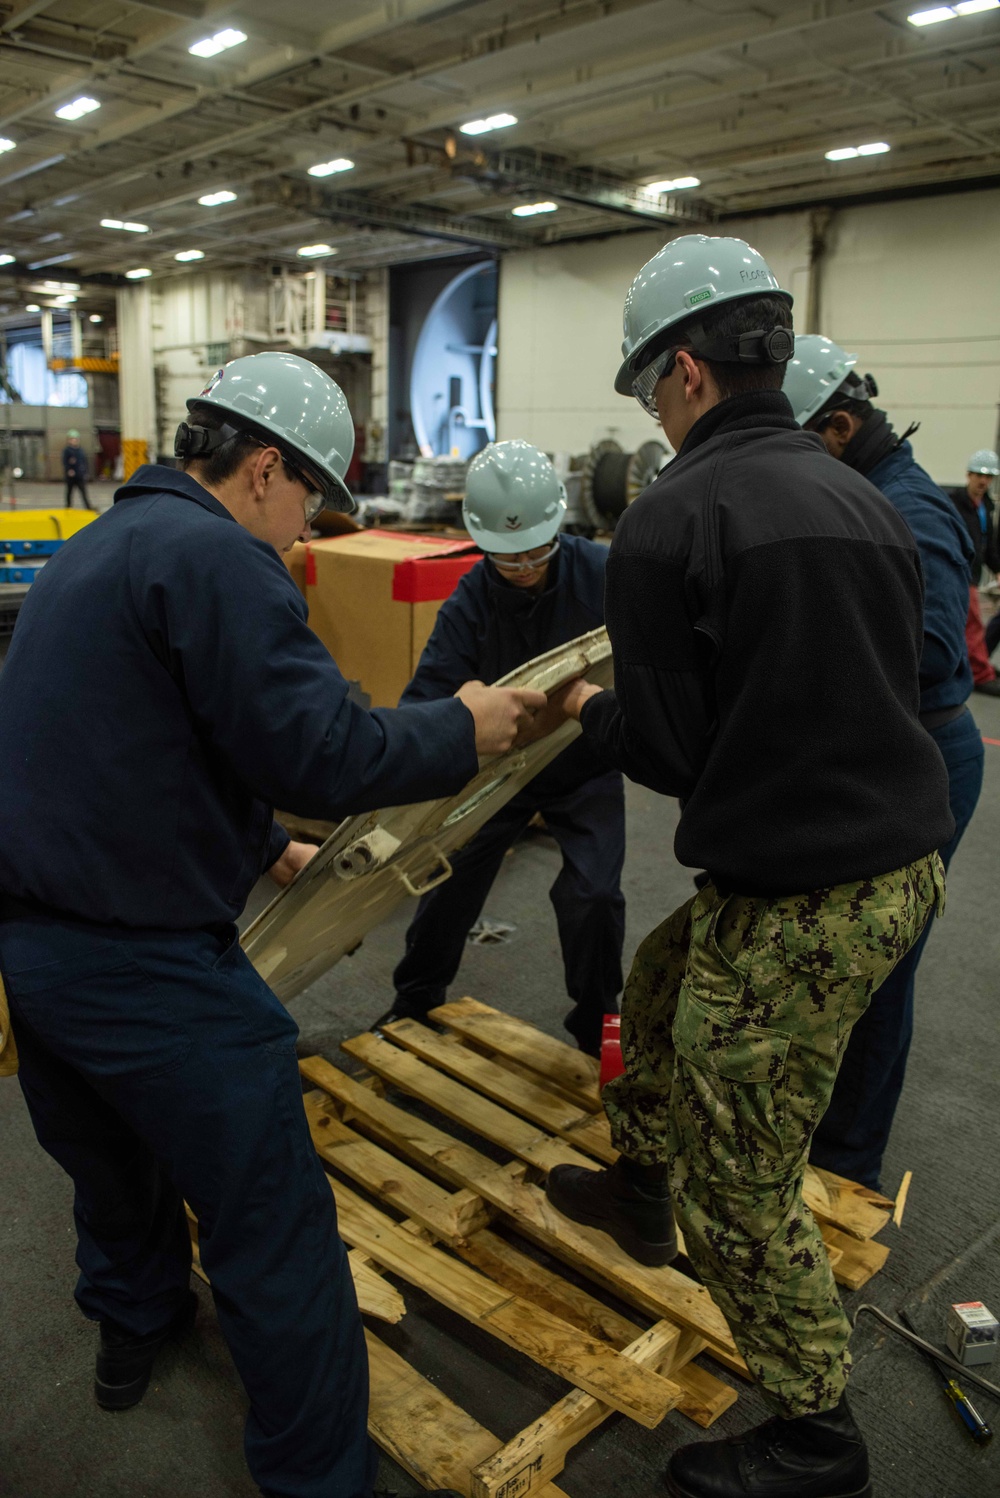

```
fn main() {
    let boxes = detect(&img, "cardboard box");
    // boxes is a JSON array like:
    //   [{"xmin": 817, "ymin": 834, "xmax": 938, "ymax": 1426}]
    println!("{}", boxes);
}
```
[{"xmin": 305, "ymin": 529, "xmax": 480, "ymax": 707}]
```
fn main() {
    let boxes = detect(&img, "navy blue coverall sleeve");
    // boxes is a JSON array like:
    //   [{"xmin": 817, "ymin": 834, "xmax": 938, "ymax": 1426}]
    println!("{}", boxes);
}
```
[
  {"xmin": 133, "ymin": 521, "xmax": 480, "ymax": 822},
  {"xmin": 400, "ymin": 582, "xmax": 486, "ymax": 705},
  {"xmin": 879, "ymin": 472, "xmax": 972, "ymax": 699}
]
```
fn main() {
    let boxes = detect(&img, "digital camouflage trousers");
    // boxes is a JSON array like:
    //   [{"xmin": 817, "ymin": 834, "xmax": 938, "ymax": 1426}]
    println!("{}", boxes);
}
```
[{"xmin": 602, "ymin": 853, "xmax": 945, "ymax": 1417}]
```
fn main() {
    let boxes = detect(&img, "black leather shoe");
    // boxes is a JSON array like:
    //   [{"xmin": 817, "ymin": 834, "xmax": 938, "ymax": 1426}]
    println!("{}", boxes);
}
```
[
  {"xmin": 95, "ymin": 1289, "xmax": 198, "ymax": 1411},
  {"xmin": 665, "ymin": 1394, "xmax": 871, "ymax": 1498},
  {"xmin": 370, "ymin": 1006, "xmax": 441, "ymax": 1034},
  {"xmin": 974, "ymin": 678, "xmax": 1000, "ymax": 696},
  {"xmin": 544, "ymin": 1156, "xmax": 677, "ymax": 1267}
]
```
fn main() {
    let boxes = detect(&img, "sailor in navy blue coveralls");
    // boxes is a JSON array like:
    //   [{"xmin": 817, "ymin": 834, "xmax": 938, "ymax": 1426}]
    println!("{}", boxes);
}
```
[
  {"xmin": 0, "ymin": 357, "xmax": 541, "ymax": 1498},
  {"xmin": 792, "ymin": 368, "xmax": 984, "ymax": 1189},
  {"xmin": 390, "ymin": 531, "xmax": 626, "ymax": 1056}
]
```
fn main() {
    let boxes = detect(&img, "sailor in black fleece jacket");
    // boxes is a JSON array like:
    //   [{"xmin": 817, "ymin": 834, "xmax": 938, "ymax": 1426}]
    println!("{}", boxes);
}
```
[{"xmin": 542, "ymin": 234, "xmax": 952, "ymax": 1498}]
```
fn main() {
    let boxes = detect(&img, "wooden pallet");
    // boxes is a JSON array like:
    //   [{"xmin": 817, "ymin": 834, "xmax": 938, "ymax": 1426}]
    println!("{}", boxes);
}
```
[{"xmin": 287, "ymin": 997, "xmax": 896, "ymax": 1498}]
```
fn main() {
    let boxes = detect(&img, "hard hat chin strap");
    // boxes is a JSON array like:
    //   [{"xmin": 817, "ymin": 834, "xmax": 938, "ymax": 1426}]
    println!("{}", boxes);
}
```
[{"xmin": 174, "ymin": 419, "xmax": 243, "ymax": 460}]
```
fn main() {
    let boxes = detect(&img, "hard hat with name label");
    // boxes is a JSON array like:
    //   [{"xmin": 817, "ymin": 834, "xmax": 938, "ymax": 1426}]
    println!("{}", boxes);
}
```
[
  {"xmin": 463, "ymin": 440, "xmax": 567, "ymax": 553},
  {"xmin": 176, "ymin": 351, "xmax": 356, "ymax": 512},
  {"xmin": 967, "ymin": 449, "xmax": 1000, "ymax": 476},
  {"xmin": 615, "ymin": 233, "xmax": 794, "ymax": 395}
]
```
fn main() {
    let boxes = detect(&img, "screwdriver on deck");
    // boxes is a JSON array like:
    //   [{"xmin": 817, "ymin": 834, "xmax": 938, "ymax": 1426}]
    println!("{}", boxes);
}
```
[{"xmin": 899, "ymin": 1308, "xmax": 993, "ymax": 1445}]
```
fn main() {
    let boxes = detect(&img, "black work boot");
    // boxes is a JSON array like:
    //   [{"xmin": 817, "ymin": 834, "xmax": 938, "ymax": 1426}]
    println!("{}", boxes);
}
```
[
  {"xmin": 95, "ymin": 1289, "xmax": 199, "ymax": 1411},
  {"xmin": 665, "ymin": 1393, "xmax": 871, "ymax": 1498},
  {"xmin": 370, "ymin": 1001, "xmax": 441, "ymax": 1034},
  {"xmin": 544, "ymin": 1156, "xmax": 677, "ymax": 1267}
]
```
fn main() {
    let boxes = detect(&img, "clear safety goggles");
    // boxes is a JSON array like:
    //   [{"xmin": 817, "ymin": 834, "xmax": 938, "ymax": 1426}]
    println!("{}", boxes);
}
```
[
  {"xmin": 631, "ymin": 346, "xmax": 683, "ymax": 418},
  {"xmin": 487, "ymin": 539, "xmax": 560, "ymax": 574}
]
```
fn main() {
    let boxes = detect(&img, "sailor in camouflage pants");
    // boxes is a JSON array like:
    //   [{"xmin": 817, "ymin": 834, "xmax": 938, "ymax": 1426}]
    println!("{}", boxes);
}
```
[{"xmin": 603, "ymin": 854, "xmax": 944, "ymax": 1417}]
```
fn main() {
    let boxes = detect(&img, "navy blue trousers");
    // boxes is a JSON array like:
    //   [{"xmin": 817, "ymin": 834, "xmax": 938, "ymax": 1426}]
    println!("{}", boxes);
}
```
[
  {"xmin": 394, "ymin": 772, "xmax": 626, "ymax": 1055},
  {"xmin": 810, "ymin": 707, "xmax": 985, "ymax": 1189},
  {"xmin": 0, "ymin": 911, "xmax": 376, "ymax": 1498}
]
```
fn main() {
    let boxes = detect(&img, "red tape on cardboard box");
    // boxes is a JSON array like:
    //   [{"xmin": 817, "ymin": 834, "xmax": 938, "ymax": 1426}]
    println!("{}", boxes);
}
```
[{"xmin": 392, "ymin": 551, "xmax": 480, "ymax": 603}]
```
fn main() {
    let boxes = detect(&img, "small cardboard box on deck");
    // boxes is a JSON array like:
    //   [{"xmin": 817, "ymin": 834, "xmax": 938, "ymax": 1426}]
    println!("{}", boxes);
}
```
[{"xmin": 304, "ymin": 529, "xmax": 481, "ymax": 707}]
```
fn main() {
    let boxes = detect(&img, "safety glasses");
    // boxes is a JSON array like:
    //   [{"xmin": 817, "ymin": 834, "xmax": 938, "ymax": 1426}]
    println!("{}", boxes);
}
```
[
  {"xmin": 488, "ymin": 539, "xmax": 560, "ymax": 574},
  {"xmin": 631, "ymin": 346, "xmax": 682, "ymax": 418}
]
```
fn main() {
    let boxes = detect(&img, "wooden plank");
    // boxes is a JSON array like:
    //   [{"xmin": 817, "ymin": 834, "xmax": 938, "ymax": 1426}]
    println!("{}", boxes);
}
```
[
  {"xmin": 434, "ymin": 997, "xmax": 602, "ymax": 1113},
  {"xmin": 349, "ymin": 1252, "xmax": 407, "ymax": 1324},
  {"xmin": 672, "ymin": 1357, "xmax": 738, "ymax": 1426},
  {"xmin": 329, "ymin": 1175, "xmax": 684, "ymax": 1429},
  {"xmin": 307, "ymin": 1084, "xmax": 732, "ymax": 1427},
  {"xmin": 382, "ymin": 1020, "xmax": 616, "ymax": 1163},
  {"xmin": 365, "ymin": 1331, "xmax": 571, "ymax": 1498},
  {"xmin": 302, "ymin": 1055, "xmax": 745, "ymax": 1376},
  {"xmin": 455, "ymin": 1225, "xmax": 642, "ymax": 1349},
  {"xmin": 820, "ymin": 1226, "xmax": 891, "ymax": 1291},
  {"xmin": 305, "ymin": 1093, "xmax": 483, "ymax": 1243},
  {"xmin": 803, "ymin": 1165, "xmax": 892, "ymax": 1240},
  {"xmin": 469, "ymin": 1320, "xmax": 681, "ymax": 1498},
  {"xmin": 341, "ymin": 1032, "xmax": 596, "ymax": 1175}
]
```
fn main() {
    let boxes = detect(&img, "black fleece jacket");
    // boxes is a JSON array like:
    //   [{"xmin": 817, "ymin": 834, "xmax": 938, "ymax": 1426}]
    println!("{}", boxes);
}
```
[{"xmin": 580, "ymin": 391, "xmax": 954, "ymax": 895}]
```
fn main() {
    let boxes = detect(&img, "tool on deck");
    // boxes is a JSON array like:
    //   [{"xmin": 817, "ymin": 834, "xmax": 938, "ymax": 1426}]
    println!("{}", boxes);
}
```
[{"xmin": 899, "ymin": 1308, "xmax": 993, "ymax": 1445}]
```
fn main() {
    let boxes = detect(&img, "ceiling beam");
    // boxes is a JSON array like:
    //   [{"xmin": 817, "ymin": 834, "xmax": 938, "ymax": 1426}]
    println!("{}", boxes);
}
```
[
  {"xmin": 264, "ymin": 175, "xmax": 534, "ymax": 249},
  {"xmin": 0, "ymin": 0, "xmax": 666, "ymax": 211},
  {"xmin": 457, "ymin": 148, "xmax": 715, "ymax": 225}
]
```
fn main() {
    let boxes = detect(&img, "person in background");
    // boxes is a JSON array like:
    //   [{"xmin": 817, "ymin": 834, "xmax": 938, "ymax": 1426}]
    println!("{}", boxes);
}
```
[
  {"xmin": 944, "ymin": 450, "xmax": 1000, "ymax": 673},
  {"xmin": 542, "ymin": 233, "xmax": 951, "ymax": 1498},
  {"xmin": 62, "ymin": 428, "xmax": 93, "ymax": 509},
  {"xmin": 0, "ymin": 352, "xmax": 541, "ymax": 1498},
  {"xmin": 374, "ymin": 439, "xmax": 624, "ymax": 1058},
  {"xmin": 784, "ymin": 335, "xmax": 983, "ymax": 1191}
]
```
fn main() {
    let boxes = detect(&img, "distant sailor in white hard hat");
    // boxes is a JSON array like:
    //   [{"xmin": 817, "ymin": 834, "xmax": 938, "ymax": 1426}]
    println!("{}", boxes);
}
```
[
  {"xmin": 539, "ymin": 234, "xmax": 952, "ymax": 1498},
  {"xmin": 374, "ymin": 438, "xmax": 626, "ymax": 1057},
  {"xmin": 0, "ymin": 351, "xmax": 544, "ymax": 1498},
  {"xmin": 944, "ymin": 448, "xmax": 1000, "ymax": 688},
  {"xmin": 784, "ymin": 333, "xmax": 982, "ymax": 1196}
]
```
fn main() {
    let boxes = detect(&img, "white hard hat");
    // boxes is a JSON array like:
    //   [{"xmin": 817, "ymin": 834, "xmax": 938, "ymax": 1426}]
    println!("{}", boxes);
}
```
[
  {"xmin": 967, "ymin": 449, "xmax": 1000, "ymax": 477},
  {"xmin": 615, "ymin": 234, "xmax": 793, "ymax": 395},
  {"xmin": 463, "ymin": 441, "xmax": 567, "ymax": 553},
  {"xmin": 178, "ymin": 351, "xmax": 356, "ymax": 512}
]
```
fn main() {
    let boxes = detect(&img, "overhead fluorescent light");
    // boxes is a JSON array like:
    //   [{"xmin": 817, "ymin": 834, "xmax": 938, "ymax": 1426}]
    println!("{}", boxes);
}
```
[
  {"xmin": 25, "ymin": 303, "xmax": 39, "ymax": 311},
  {"xmin": 308, "ymin": 157, "xmax": 354, "ymax": 177},
  {"xmin": 0, "ymin": 138, "xmax": 15, "ymax": 154},
  {"xmin": 189, "ymin": 28, "xmax": 247, "ymax": 58},
  {"xmin": 459, "ymin": 112, "xmax": 518, "ymax": 136},
  {"xmin": 198, "ymin": 189, "xmax": 237, "ymax": 206},
  {"xmin": 125, "ymin": 267, "xmax": 152, "ymax": 279},
  {"xmin": 101, "ymin": 218, "xmax": 149, "ymax": 232},
  {"xmin": 0, "ymin": 253, "xmax": 14, "ymax": 265},
  {"xmin": 297, "ymin": 243, "xmax": 335, "ymax": 257},
  {"xmin": 907, "ymin": 4, "xmax": 956, "ymax": 19},
  {"xmin": 955, "ymin": 0, "xmax": 999, "ymax": 11},
  {"xmin": 825, "ymin": 142, "xmax": 890, "ymax": 160},
  {"xmin": 41, "ymin": 279, "xmax": 79, "ymax": 291},
  {"xmin": 511, "ymin": 200, "xmax": 558, "ymax": 217},
  {"xmin": 52, "ymin": 294, "xmax": 77, "ymax": 305},
  {"xmin": 645, "ymin": 176, "xmax": 701, "ymax": 193},
  {"xmin": 89, "ymin": 313, "xmax": 103, "ymax": 323},
  {"xmin": 174, "ymin": 248, "xmax": 205, "ymax": 261},
  {"xmin": 55, "ymin": 96, "xmax": 100, "ymax": 121}
]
